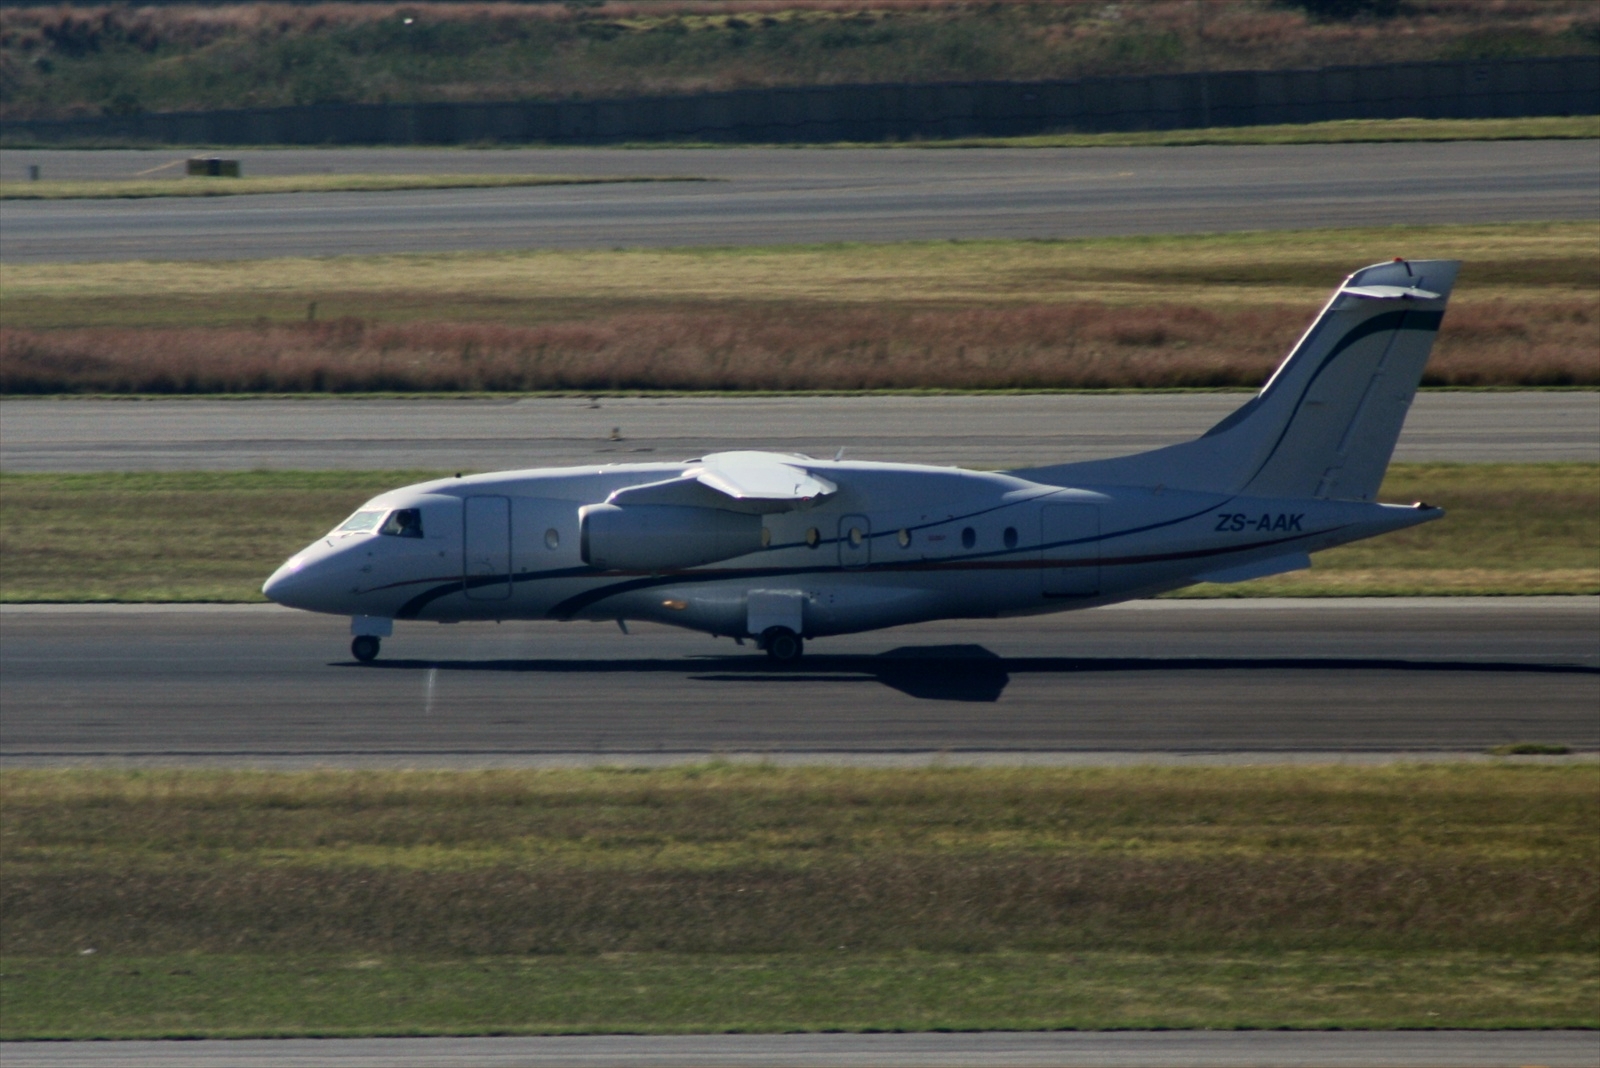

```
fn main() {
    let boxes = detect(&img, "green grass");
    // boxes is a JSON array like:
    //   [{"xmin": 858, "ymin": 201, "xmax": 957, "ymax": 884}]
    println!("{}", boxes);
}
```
[
  {"xmin": 0, "ymin": 173, "xmax": 703, "ymax": 201},
  {"xmin": 6, "ymin": 951, "xmax": 1595, "ymax": 1038},
  {"xmin": 1172, "ymin": 462, "xmax": 1600, "ymax": 597},
  {"xmin": 2, "ymin": 764, "xmax": 1594, "ymax": 1036},
  {"xmin": 0, "ymin": 464, "xmax": 1593, "ymax": 602},
  {"xmin": 1490, "ymin": 743, "xmax": 1575, "ymax": 756},
  {"xmin": 0, "ymin": 470, "xmax": 439, "ymax": 603}
]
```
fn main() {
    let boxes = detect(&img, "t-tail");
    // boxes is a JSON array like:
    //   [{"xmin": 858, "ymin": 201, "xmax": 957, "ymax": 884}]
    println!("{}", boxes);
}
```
[{"xmin": 1013, "ymin": 258, "xmax": 1460, "ymax": 500}]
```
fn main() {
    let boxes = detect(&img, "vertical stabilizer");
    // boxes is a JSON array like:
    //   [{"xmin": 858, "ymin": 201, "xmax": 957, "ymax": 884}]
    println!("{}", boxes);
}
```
[{"xmin": 1010, "ymin": 259, "xmax": 1460, "ymax": 500}]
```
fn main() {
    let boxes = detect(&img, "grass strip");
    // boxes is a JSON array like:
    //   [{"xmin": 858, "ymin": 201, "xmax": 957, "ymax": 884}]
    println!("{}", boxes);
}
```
[
  {"xmin": 2, "ymin": 764, "xmax": 1594, "ymax": 1036},
  {"xmin": 0, "ymin": 464, "xmax": 1593, "ymax": 602},
  {"xmin": 0, "ymin": 469, "xmax": 437, "ymax": 603},
  {"xmin": 2, "ymin": 222, "xmax": 1594, "ymax": 391},
  {"xmin": 6, "ymin": 222, "xmax": 1593, "ymax": 316},
  {"xmin": 831, "ymin": 115, "xmax": 1600, "ymax": 150},
  {"xmin": 6, "ymin": 303, "xmax": 1592, "ymax": 392},
  {"xmin": 4, "ymin": 951, "xmax": 1594, "ymax": 1038},
  {"xmin": 1171, "ymin": 462, "xmax": 1600, "ymax": 597},
  {"xmin": 483, "ymin": 116, "xmax": 1600, "ymax": 151},
  {"xmin": 0, "ymin": 173, "xmax": 703, "ymax": 201}
]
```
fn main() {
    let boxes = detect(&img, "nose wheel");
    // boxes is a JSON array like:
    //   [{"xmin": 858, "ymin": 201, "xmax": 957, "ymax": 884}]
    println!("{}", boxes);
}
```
[
  {"xmin": 761, "ymin": 627, "xmax": 804, "ymax": 664},
  {"xmin": 351, "ymin": 635, "xmax": 381, "ymax": 662}
]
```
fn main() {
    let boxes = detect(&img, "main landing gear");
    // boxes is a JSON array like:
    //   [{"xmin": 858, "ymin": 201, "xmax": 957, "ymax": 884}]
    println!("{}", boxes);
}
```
[
  {"xmin": 760, "ymin": 626, "xmax": 804, "ymax": 664},
  {"xmin": 351, "ymin": 635, "xmax": 381, "ymax": 662}
]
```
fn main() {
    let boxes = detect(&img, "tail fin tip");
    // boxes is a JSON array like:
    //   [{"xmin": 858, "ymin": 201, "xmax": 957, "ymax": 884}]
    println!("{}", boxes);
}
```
[{"xmin": 1009, "ymin": 259, "xmax": 1461, "ymax": 501}]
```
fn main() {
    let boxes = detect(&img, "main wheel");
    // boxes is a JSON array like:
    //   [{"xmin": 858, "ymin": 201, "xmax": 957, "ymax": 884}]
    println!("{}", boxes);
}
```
[
  {"xmin": 762, "ymin": 627, "xmax": 803, "ymax": 664},
  {"xmin": 351, "ymin": 635, "xmax": 380, "ymax": 662}
]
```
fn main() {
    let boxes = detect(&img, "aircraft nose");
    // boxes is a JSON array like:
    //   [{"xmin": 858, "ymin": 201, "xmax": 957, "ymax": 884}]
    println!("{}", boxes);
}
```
[
  {"xmin": 262, "ymin": 556, "xmax": 307, "ymax": 605},
  {"xmin": 264, "ymin": 543, "xmax": 362, "ymax": 612}
]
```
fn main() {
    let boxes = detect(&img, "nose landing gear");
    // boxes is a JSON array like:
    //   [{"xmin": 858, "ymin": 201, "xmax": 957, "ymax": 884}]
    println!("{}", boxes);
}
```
[
  {"xmin": 351, "ymin": 635, "xmax": 381, "ymax": 662},
  {"xmin": 760, "ymin": 626, "xmax": 804, "ymax": 664}
]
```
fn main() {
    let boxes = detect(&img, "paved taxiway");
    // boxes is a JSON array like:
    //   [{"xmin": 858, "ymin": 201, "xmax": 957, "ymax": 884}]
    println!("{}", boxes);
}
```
[
  {"xmin": 4, "ymin": 599, "xmax": 1594, "ymax": 765},
  {"xmin": 4, "ymin": 141, "xmax": 1595, "ymax": 263},
  {"xmin": 4, "ymin": 1030, "xmax": 1598, "ymax": 1068},
  {"xmin": 4, "ymin": 391, "xmax": 1595, "ymax": 473}
]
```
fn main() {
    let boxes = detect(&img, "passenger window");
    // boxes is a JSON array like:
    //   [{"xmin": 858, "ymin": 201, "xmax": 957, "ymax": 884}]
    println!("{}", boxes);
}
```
[
  {"xmin": 545, "ymin": 528, "xmax": 560, "ymax": 550},
  {"xmin": 961, "ymin": 526, "xmax": 976, "ymax": 549},
  {"xmin": 805, "ymin": 527, "xmax": 820, "ymax": 549},
  {"xmin": 334, "ymin": 509, "xmax": 386, "ymax": 535},
  {"xmin": 848, "ymin": 526, "xmax": 864, "ymax": 548},
  {"xmin": 897, "ymin": 528, "xmax": 911, "ymax": 549},
  {"xmin": 380, "ymin": 508, "xmax": 424, "ymax": 538},
  {"xmin": 1004, "ymin": 526, "xmax": 1018, "ymax": 549}
]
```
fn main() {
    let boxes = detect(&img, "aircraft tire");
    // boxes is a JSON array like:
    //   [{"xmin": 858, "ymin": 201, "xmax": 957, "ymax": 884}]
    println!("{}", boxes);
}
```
[
  {"xmin": 351, "ymin": 635, "xmax": 381, "ymax": 662},
  {"xmin": 762, "ymin": 627, "xmax": 803, "ymax": 664}
]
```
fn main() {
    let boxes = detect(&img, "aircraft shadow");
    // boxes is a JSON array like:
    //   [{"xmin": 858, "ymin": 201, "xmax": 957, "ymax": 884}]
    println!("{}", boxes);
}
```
[{"xmin": 344, "ymin": 645, "xmax": 1596, "ymax": 705}]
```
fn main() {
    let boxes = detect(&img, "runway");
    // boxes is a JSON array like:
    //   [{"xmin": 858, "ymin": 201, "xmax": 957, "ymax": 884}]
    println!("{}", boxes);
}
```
[
  {"xmin": 3, "ymin": 391, "xmax": 1595, "ymax": 473},
  {"xmin": 3, "ymin": 141, "xmax": 1595, "ymax": 263},
  {"xmin": 4, "ymin": 1030, "xmax": 1598, "ymax": 1068},
  {"xmin": 3, "ymin": 599, "xmax": 1594, "ymax": 765}
]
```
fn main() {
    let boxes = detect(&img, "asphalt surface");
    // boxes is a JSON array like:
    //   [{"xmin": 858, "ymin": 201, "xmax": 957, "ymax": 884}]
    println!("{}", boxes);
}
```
[
  {"xmin": 3, "ymin": 599, "xmax": 1594, "ymax": 765},
  {"xmin": 4, "ymin": 1031, "xmax": 1598, "ymax": 1068},
  {"xmin": 3, "ymin": 142, "xmax": 1596, "ymax": 262},
  {"xmin": 5, "ymin": 391, "xmax": 1596, "ymax": 473}
]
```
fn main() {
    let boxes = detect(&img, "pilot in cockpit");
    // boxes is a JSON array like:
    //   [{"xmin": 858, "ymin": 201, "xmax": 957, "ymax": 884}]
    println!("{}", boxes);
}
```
[{"xmin": 381, "ymin": 508, "xmax": 424, "ymax": 538}]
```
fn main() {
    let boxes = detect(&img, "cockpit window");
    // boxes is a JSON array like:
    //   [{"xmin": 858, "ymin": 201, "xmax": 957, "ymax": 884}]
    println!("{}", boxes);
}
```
[
  {"xmin": 380, "ymin": 508, "xmax": 424, "ymax": 538},
  {"xmin": 334, "ymin": 510, "xmax": 387, "ymax": 535}
]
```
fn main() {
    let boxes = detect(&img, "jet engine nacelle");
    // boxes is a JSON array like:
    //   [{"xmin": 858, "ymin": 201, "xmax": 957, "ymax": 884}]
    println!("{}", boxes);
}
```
[{"xmin": 579, "ymin": 503, "xmax": 763, "ymax": 571}]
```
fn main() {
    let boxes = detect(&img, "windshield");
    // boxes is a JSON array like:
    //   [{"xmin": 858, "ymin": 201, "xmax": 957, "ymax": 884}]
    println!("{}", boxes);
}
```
[
  {"xmin": 380, "ymin": 508, "xmax": 424, "ymax": 538},
  {"xmin": 333, "ymin": 509, "xmax": 386, "ymax": 535}
]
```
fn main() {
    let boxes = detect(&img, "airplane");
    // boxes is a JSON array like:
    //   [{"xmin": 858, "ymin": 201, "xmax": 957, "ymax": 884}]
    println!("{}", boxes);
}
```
[{"xmin": 264, "ymin": 258, "xmax": 1459, "ymax": 664}]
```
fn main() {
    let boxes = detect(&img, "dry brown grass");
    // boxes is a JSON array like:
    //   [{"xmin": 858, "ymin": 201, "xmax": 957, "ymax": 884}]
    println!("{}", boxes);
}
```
[
  {"xmin": 3, "ymin": 300, "xmax": 1592, "ymax": 394},
  {"xmin": 7, "ymin": 224, "xmax": 1593, "ymax": 312},
  {"xmin": 5, "ymin": 226, "xmax": 1592, "ymax": 393}
]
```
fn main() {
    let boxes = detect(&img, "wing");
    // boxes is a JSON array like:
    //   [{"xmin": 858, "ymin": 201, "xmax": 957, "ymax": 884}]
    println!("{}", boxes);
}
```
[{"xmin": 605, "ymin": 451, "xmax": 837, "ymax": 514}]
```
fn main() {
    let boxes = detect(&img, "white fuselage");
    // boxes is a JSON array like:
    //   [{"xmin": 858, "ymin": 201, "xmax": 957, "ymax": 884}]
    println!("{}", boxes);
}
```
[
  {"xmin": 263, "ymin": 258, "xmax": 1461, "ymax": 660},
  {"xmin": 262, "ymin": 457, "xmax": 1436, "ymax": 638}
]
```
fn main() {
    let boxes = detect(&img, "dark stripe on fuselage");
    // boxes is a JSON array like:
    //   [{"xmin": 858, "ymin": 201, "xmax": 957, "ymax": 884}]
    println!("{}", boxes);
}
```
[
  {"xmin": 392, "ymin": 490, "xmax": 1063, "ymax": 617},
  {"xmin": 542, "ymin": 527, "xmax": 1328, "ymax": 619},
  {"xmin": 392, "ymin": 497, "xmax": 1238, "ymax": 619}
]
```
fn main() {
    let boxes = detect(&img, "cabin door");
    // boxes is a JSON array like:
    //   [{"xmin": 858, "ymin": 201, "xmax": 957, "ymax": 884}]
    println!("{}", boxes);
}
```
[
  {"xmin": 463, "ymin": 496, "xmax": 512, "ymax": 600},
  {"xmin": 1040, "ymin": 504, "xmax": 1100, "ymax": 597}
]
